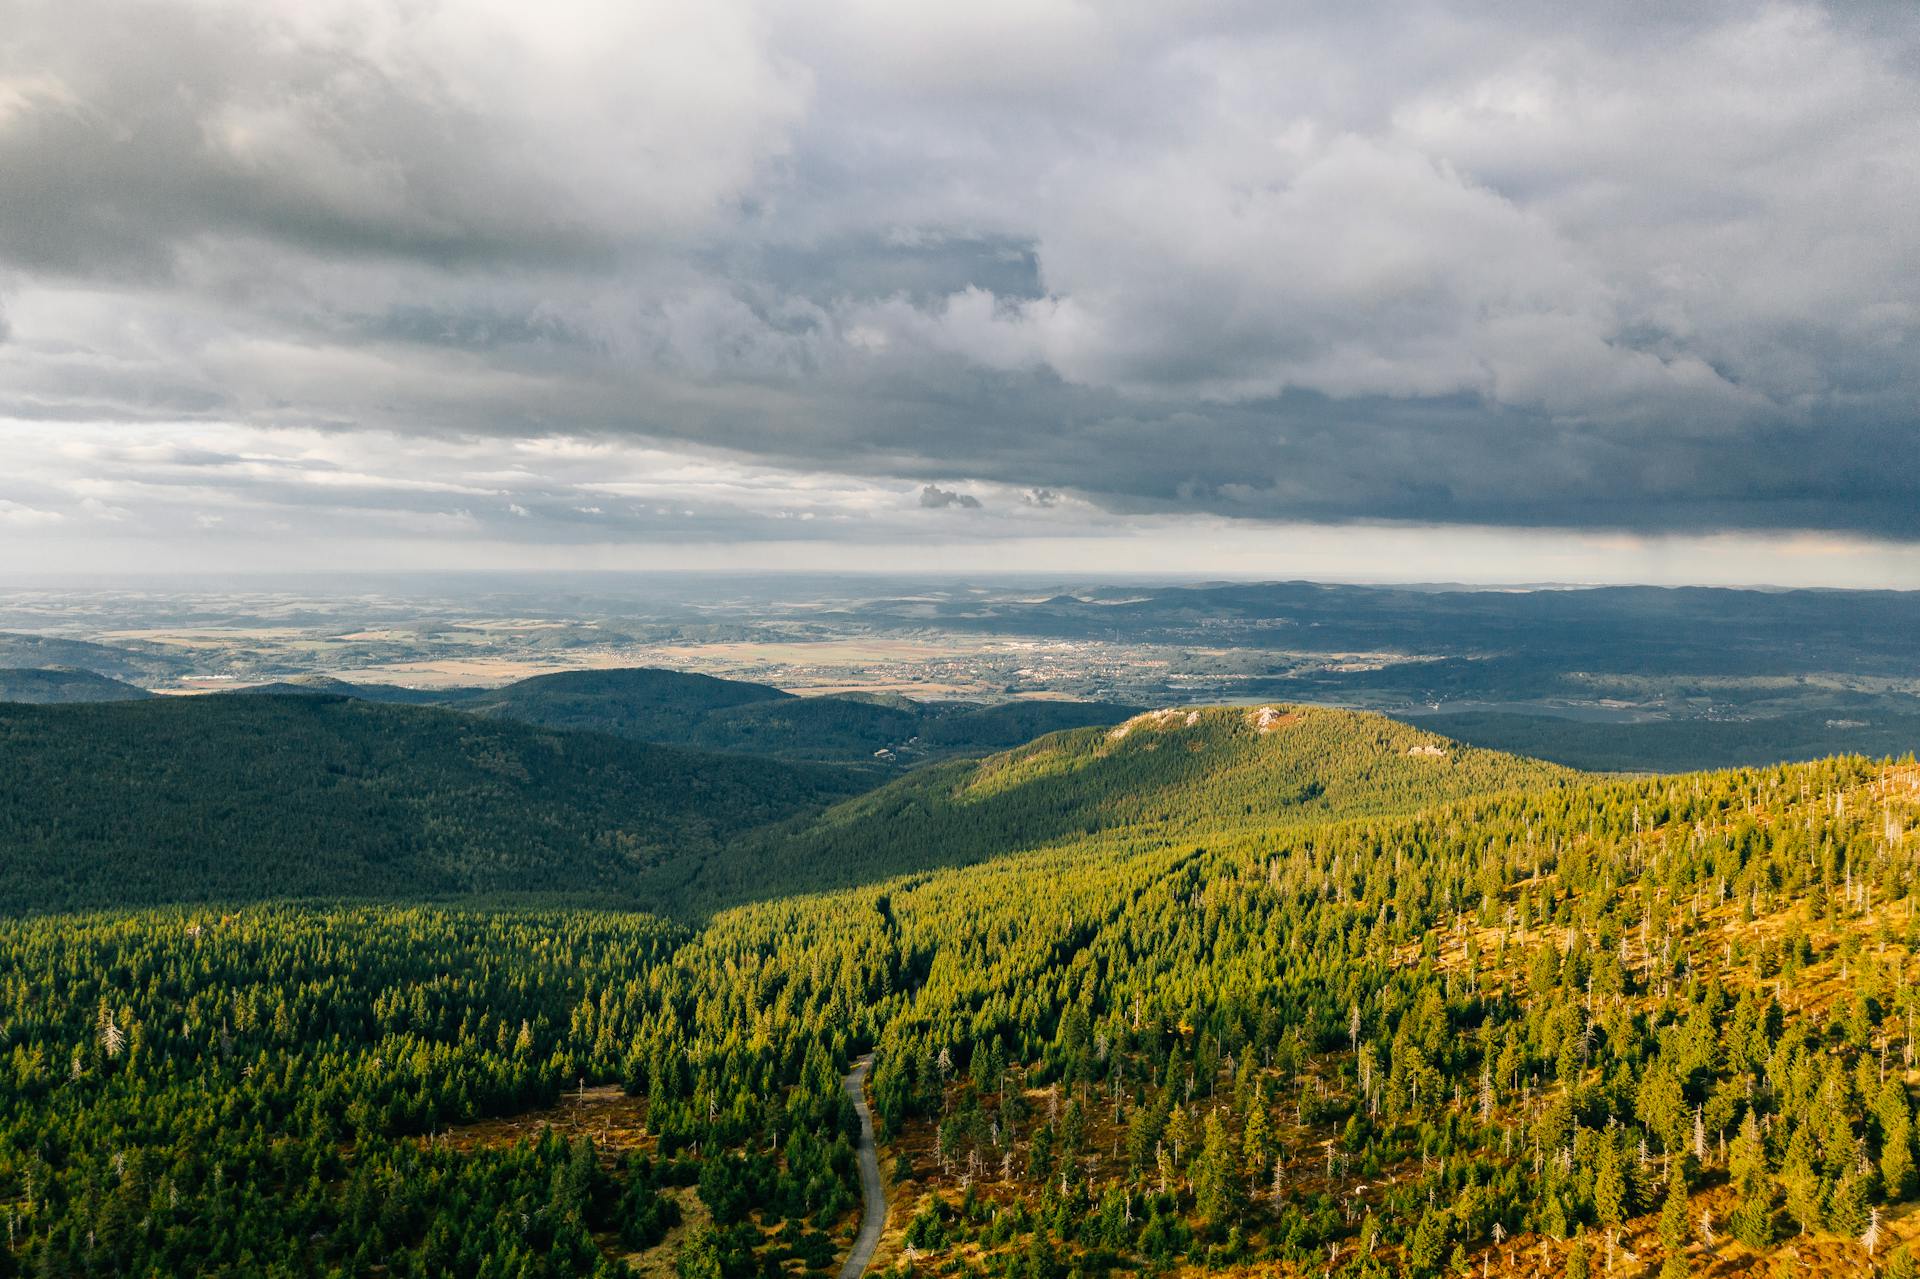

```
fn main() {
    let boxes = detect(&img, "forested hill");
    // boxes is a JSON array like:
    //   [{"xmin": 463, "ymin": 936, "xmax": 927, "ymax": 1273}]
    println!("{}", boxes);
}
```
[
  {"xmin": 448, "ymin": 666, "xmax": 1136, "ymax": 764},
  {"xmin": 0, "ymin": 696, "xmax": 871, "ymax": 914},
  {"xmin": 0, "ymin": 697, "xmax": 1565, "ymax": 917},
  {"xmin": 451, "ymin": 666, "xmax": 794, "ymax": 735},
  {"xmin": 221, "ymin": 674, "xmax": 449, "ymax": 704},
  {"xmin": 11, "ymin": 739, "xmax": 1919, "ymax": 1275},
  {"xmin": 692, "ymin": 704, "xmax": 1576, "ymax": 905},
  {"xmin": 0, "ymin": 633, "xmax": 188, "ymax": 682},
  {"xmin": 0, "ymin": 667, "xmax": 153, "ymax": 703}
]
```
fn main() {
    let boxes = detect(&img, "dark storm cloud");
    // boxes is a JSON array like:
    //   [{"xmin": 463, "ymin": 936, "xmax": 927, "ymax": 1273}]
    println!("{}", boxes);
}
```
[{"xmin": 1, "ymin": 0, "xmax": 1917, "ymax": 547}]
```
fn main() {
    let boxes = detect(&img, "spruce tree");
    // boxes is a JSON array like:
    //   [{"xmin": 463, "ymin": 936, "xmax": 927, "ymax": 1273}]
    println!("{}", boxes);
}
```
[
  {"xmin": 1728, "ymin": 1111, "xmax": 1773, "ymax": 1250},
  {"xmin": 1658, "ymin": 1171, "xmax": 1690, "ymax": 1256},
  {"xmin": 1191, "ymin": 1111, "xmax": 1245, "ymax": 1229},
  {"xmin": 1564, "ymin": 1230, "xmax": 1590, "ymax": 1279},
  {"xmin": 1877, "ymin": 1078, "xmax": 1918, "ymax": 1201}
]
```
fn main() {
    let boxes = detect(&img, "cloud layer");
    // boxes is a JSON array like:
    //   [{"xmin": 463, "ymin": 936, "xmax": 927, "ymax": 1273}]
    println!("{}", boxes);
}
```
[{"xmin": 2, "ymin": 0, "xmax": 1917, "ymax": 558}]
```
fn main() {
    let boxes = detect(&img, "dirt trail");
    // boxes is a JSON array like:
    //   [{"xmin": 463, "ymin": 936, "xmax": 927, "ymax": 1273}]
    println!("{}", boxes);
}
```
[{"xmin": 838, "ymin": 1055, "xmax": 886, "ymax": 1279}]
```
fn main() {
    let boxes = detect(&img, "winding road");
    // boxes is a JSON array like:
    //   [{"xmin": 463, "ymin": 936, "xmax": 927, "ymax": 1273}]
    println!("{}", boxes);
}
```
[{"xmin": 838, "ymin": 1055, "xmax": 887, "ymax": 1279}]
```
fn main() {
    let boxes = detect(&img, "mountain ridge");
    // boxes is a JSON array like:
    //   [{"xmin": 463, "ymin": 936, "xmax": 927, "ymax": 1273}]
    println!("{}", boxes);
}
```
[{"xmin": 676, "ymin": 702, "xmax": 1579, "ymax": 908}]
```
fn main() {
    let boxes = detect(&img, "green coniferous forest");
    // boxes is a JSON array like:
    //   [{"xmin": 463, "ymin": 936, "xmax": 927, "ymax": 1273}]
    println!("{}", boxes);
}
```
[
  {"xmin": 0, "ymin": 697, "xmax": 871, "ymax": 913},
  {"xmin": 2, "ymin": 695, "xmax": 1919, "ymax": 1278},
  {"xmin": 349, "ymin": 667, "xmax": 1139, "ymax": 767}
]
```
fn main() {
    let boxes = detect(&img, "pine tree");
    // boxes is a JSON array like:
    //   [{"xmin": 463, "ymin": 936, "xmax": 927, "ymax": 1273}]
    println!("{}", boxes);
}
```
[
  {"xmin": 1060, "ymin": 1098, "xmax": 1085, "ymax": 1158},
  {"xmin": 1165, "ymin": 1105, "xmax": 1190, "ymax": 1170},
  {"xmin": 675, "ymin": 1227, "xmax": 723, "ymax": 1279},
  {"xmin": 1404, "ymin": 1209, "xmax": 1447, "ymax": 1278},
  {"xmin": 1777, "ymin": 1135, "xmax": 1824, "ymax": 1235}
]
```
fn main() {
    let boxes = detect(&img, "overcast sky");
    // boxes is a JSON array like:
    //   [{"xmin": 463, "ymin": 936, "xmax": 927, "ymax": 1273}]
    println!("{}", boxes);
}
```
[{"xmin": 2, "ymin": 0, "xmax": 1917, "ymax": 584}]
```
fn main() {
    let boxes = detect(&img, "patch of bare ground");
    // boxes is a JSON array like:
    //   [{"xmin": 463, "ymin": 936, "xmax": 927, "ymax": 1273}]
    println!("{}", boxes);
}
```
[
  {"xmin": 613, "ymin": 1186, "xmax": 709, "ymax": 1278},
  {"xmin": 439, "ymin": 1084, "xmax": 869, "ymax": 1278},
  {"xmin": 434, "ymin": 1084, "xmax": 655, "ymax": 1163}
]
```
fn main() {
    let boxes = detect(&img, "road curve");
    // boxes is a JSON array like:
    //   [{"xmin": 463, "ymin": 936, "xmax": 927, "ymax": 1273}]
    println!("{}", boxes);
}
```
[{"xmin": 838, "ymin": 1055, "xmax": 887, "ymax": 1279}]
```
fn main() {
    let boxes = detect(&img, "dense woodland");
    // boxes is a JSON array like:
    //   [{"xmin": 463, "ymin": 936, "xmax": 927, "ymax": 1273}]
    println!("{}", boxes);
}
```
[
  {"xmin": 688, "ymin": 708, "xmax": 1571, "ymax": 907},
  {"xmin": 0, "ymin": 670, "xmax": 152, "ymax": 705},
  {"xmin": 0, "ymin": 697, "xmax": 868, "ymax": 914},
  {"xmin": 261, "ymin": 668, "xmax": 1137, "ymax": 768},
  {"xmin": 2, "ymin": 700, "xmax": 1919, "ymax": 1277}
]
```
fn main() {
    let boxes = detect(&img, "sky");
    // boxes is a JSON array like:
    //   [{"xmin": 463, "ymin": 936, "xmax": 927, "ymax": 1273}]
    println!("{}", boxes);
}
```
[{"xmin": 1, "ymin": 0, "xmax": 1918, "ymax": 585}]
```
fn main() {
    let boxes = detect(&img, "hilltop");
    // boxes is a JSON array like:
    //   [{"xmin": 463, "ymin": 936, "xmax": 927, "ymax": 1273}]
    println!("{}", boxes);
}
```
[
  {"xmin": 686, "ymin": 703, "xmax": 1575, "ymax": 905},
  {"xmin": 452, "ymin": 665, "xmax": 791, "ymax": 727},
  {"xmin": 220, "ymin": 674, "xmax": 449, "ymax": 703}
]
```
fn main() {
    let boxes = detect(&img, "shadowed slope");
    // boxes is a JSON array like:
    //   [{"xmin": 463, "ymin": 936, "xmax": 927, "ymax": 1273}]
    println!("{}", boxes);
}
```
[
  {"xmin": 0, "ymin": 696, "xmax": 871, "ymax": 913},
  {"xmin": 0, "ymin": 667, "xmax": 154, "ymax": 703}
]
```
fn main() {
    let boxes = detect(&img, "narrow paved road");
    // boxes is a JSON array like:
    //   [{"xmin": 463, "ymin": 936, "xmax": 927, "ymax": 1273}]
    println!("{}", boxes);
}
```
[{"xmin": 838, "ymin": 1055, "xmax": 886, "ymax": 1279}]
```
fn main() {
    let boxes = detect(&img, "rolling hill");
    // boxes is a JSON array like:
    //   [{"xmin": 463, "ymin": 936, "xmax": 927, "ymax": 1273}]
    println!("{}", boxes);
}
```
[
  {"xmin": 0, "ymin": 632, "xmax": 189, "ymax": 682},
  {"xmin": 447, "ymin": 666, "xmax": 1136, "ymax": 764},
  {"xmin": 10, "ymin": 684, "xmax": 1920, "ymax": 1278},
  {"xmin": 449, "ymin": 666, "xmax": 796, "ymax": 736},
  {"xmin": 222, "ymin": 674, "xmax": 449, "ymax": 703},
  {"xmin": 679, "ymin": 703, "xmax": 1578, "ymax": 906},
  {"xmin": 0, "ymin": 667, "xmax": 154, "ymax": 703},
  {"xmin": 0, "ymin": 695, "xmax": 871, "ymax": 913},
  {"xmin": 0, "ymin": 696, "xmax": 1566, "ymax": 917}
]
